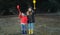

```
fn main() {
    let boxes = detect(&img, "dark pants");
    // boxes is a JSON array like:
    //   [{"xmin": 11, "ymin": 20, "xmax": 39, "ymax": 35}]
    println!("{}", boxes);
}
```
[{"xmin": 20, "ymin": 24, "xmax": 27, "ymax": 34}]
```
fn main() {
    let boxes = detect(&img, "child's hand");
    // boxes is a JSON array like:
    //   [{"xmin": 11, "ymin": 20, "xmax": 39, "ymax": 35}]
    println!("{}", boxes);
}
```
[{"xmin": 27, "ymin": 11, "xmax": 29, "ymax": 15}]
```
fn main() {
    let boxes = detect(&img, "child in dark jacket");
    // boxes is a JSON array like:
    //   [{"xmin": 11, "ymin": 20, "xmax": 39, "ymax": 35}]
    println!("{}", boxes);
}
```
[{"xmin": 27, "ymin": 7, "xmax": 35, "ymax": 35}]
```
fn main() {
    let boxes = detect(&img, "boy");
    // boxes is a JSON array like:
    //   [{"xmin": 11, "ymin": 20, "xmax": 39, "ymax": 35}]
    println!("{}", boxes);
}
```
[{"xmin": 27, "ymin": 7, "xmax": 35, "ymax": 35}]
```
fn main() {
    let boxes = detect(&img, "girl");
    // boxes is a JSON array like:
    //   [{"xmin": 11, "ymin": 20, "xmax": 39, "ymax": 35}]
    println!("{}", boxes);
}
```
[
  {"xmin": 19, "ymin": 11, "xmax": 28, "ymax": 34},
  {"xmin": 17, "ymin": 5, "xmax": 28, "ymax": 34},
  {"xmin": 27, "ymin": 7, "xmax": 35, "ymax": 35}
]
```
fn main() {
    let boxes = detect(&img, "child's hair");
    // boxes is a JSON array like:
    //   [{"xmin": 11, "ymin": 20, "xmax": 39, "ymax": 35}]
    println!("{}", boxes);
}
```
[{"xmin": 29, "ymin": 11, "xmax": 32, "ymax": 15}]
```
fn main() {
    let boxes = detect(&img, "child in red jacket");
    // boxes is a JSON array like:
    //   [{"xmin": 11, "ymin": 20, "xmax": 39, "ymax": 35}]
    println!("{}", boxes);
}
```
[
  {"xmin": 19, "ymin": 12, "xmax": 28, "ymax": 34},
  {"xmin": 17, "ymin": 5, "xmax": 28, "ymax": 34}
]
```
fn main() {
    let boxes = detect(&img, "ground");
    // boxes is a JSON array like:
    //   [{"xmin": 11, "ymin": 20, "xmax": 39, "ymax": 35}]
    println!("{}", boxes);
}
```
[{"xmin": 0, "ymin": 15, "xmax": 60, "ymax": 35}]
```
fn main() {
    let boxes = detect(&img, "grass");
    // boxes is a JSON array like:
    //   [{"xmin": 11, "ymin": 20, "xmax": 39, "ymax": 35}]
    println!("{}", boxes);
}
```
[{"xmin": 0, "ymin": 16, "xmax": 60, "ymax": 35}]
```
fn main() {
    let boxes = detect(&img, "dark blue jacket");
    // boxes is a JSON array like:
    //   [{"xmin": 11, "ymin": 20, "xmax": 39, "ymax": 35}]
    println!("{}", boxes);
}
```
[{"xmin": 27, "ymin": 10, "xmax": 35, "ymax": 23}]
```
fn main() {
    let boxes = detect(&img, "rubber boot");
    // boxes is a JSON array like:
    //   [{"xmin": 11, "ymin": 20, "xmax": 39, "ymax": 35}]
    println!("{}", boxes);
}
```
[
  {"xmin": 21, "ymin": 30, "xmax": 27, "ymax": 34},
  {"xmin": 30, "ymin": 29, "xmax": 33, "ymax": 35}
]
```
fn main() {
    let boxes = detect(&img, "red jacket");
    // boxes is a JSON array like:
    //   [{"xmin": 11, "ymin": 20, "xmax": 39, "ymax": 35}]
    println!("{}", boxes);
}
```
[
  {"xmin": 19, "ymin": 13, "xmax": 28, "ymax": 24},
  {"xmin": 17, "ymin": 5, "xmax": 28, "ymax": 24}
]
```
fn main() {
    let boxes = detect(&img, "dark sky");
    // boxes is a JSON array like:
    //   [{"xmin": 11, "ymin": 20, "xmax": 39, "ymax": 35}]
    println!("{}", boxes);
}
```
[
  {"xmin": 0, "ymin": 0, "xmax": 60, "ymax": 13},
  {"xmin": 0, "ymin": 0, "xmax": 60, "ymax": 9}
]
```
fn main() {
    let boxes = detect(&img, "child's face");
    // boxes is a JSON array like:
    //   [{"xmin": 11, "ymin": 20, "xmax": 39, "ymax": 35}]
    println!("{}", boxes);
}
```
[{"xmin": 28, "ymin": 8, "xmax": 32, "ymax": 11}]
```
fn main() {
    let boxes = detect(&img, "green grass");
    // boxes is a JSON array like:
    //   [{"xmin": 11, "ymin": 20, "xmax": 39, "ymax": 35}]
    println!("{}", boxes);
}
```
[{"xmin": 0, "ymin": 16, "xmax": 60, "ymax": 35}]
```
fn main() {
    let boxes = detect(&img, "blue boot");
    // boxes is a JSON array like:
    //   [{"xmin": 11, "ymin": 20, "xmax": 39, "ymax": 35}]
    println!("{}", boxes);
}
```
[{"xmin": 21, "ymin": 30, "xmax": 27, "ymax": 34}]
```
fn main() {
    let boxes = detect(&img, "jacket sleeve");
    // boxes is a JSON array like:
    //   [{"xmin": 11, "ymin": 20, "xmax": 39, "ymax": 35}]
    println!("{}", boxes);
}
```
[{"xmin": 18, "ymin": 13, "xmax": 22, "ymax": 19}]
